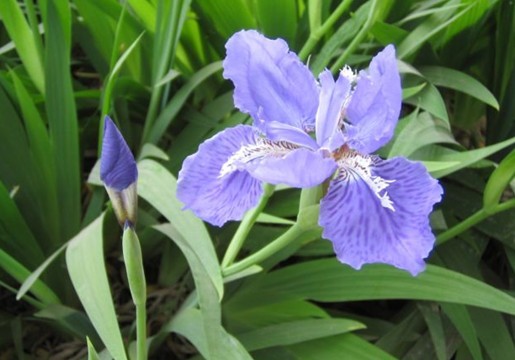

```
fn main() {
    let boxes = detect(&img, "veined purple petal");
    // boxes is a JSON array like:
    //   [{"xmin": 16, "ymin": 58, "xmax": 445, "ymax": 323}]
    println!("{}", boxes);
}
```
[
  {"xmin": 319, "ymin": 155, "xmax": 442, "ymax": 275},
  {"xmin": 263, "ymin": 121, "xmax": 319, "ymax": 150},
  {"xmin": 100, "ymin": 116, "xmax": 138, "ymax": 191},
  {"xmin": 223, "ymin": 30, "xmax": 319, "ymax": 133},
  {"xmin": 245, "ymin": 147, "xmax": 336, "ymax": 188},
  {"xmin": 177, "ymin": 125, "xmax": 263, "ymax": 227},
  {"xmin": 345, "ymin": 45, "xmax": 401, "ymax": 154},
  {"xmin": 316, "ymin": 70, "xmax": 350, "ymax": 151}
]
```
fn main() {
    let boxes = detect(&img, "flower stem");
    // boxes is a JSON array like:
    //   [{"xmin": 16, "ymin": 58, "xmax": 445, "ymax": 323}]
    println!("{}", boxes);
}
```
[
  {"xmin": 135, "ymin": 303, "xmax": 147, "ymax": 360},
  {"xmin": 122, "ymin": 227, "xmax": 147, "ymax": 360},
  {"xmin": 298, "ymin": 0, "xmax": 354, "ymax": 61},
  {"xmin": 223, "ymin": 223, "xmax": 307, "ymax": 277},
  {"xmin": 221, "ymin": 184, "xmax": 276, "ymax": 268},
  {"xmin": 436, "ymin": 198, "xmax": 515, "ymax": 245},
  {"xmin": 330, "ymin": 0, "xmax": 379, "ymax": 72}
]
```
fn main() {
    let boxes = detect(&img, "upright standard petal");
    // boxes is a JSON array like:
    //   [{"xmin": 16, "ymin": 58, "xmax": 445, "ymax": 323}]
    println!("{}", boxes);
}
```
[
  {"xmin": 223, "ymin": 30, "xmax": 319, "ymax": 133},
  {"xmin": 315, "ymin": 70, "xmax": 350, "ymax": 151},
  {"xmin": 177, "ymin": 125, "xmax": 263, "ymax": 227},
  {"xmin": 345, "ymin": 45, "xmax": 402, "ymax": 154},
  {"xmin": 100, "ymin": 116, "xmax": 138, "ymax": 191},
  {"xmin": 319, "ymin": 156, "xmax": 442, "ymax": 275}
]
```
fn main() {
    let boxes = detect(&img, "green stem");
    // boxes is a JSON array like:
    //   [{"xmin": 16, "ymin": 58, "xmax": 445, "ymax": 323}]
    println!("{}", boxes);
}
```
[
  {"xmin": 299, "ymin": 0, "xmax": 354, "ymax": 61},
  {"xmin": 330, "ymin": 0, "xmax": 378, "ymax": 72},
  {"xmin": 223, "ymin": 223, "xmax": 305, "ymax": 277},
  {"xmin": 221, "ymin": 184, "xmax": 276, "ymax": 268},
  {"xmin": 123, "ymin": 228, "xmax": 147, "ymax": 360},
  {"xmin": 136, "ymin": 303, "xmax": 147, "ymax": 360},
  {"xmin": 436, "ymin": 198, "xmax": 515, "ymax": 245}
]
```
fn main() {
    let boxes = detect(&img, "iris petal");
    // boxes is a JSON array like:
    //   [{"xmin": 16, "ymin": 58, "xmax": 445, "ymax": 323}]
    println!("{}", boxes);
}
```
[
  {"xmin": 316, "ymin": 70, "xmax": 350, "ymax": 151},
  {"xmin": 319, "ymin": 156, "xmax": 442, "ymax": 275},
  {"xmin": 244, "ymin": 147, "xmax": 337, "ymax": 188},
  {"xmin": 345, "ymin": 45, "xmax": 401, "ymax": 154},
  {"xmin": 177, "ymin": 125, "xmax": 263, "ymax": 227},
  {"xmin": 223, "ymin": 30, "xmax": 319, "ymax": 133},
  {"xmin": 100, "ymin": 116, "xmax": 138, "ymax": 191},
  {"xmin": 263, "ymin": 121, "xmax": 319, "ymax": 149}
]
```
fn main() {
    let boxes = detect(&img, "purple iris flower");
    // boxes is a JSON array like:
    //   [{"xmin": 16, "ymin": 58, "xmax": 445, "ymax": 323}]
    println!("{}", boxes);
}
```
[
  {"xmin": 177, "ymin": 30, "xmax": 442, "ymax": 275},
  {"xmin": 100, "ymin": 116, "xmax": 138, "ymax": 227}
]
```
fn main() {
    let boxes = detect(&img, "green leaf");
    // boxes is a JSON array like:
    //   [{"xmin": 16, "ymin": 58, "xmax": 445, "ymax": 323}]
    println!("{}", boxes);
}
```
[
  {"xmin": 0, "ymin": 181, "xmax": 45, "ymax": 269},
  {"xmin": 146, "ymin": 61, "xmax": 223, "ymax": 144},
  {"xmin": 422, "ymin": 160, "xmax": 461, "ymax": 174},
  {"xmin": 470, "ymin": 308, "xmax": 515, "ymax": 360},
  {"xmin": 138, "ymin": 143, "xmax": 170, "ymax": 161},
  {"xmin": 404, "ymin": 83, "xmax": 449, "ymax": 125},
  {"xmin": 87, "ymin": 337, "xmax": 101, "ymax": 360},
  {"xmin": 142, "ymin": 0, "xmax": 192, "ymax": 144},
  {"xmin": 9, "ymin": 70, "xmax": 60, "ymax": 245},
  {"xmin": 483, "ymin": 149, "xmax": 515, "ymax": 209},
  {"xmin": 137, "ymin": 159, "xmax": 223, "ymax": 298},
  {"xmin": 65, "ymin": 214, "xmax": 128, "ymax": 360},
  {"xmin": 10, "ymin": 316, "xmax": 25, "ymax": 360},
  {"xmin": 238, "ymin": 318, "xmax": 365, "ymax": 351},
  {"xmin": 253, "ymin": 259, "xmax": 515, "ymax": 315},
  {"xmin": 420, "ymin": 66, "xmax": 499, "ymax": 110},
  {"xmin": 225, "ymin": 297, "xmax": 329, "ymax": 330},
  {"xmin": 402, "ymin": 83, "xmax": 427, "ymax": 99},
  {"xmin": 412, "ymin": 136, "xmax": 515, "ymax": 178},
  {"xmin": 310, "ymin": 2, "xmax": 369, "ymax": 74},
  {"xmin": 164, "ymin": 308, "xmax": 209, "ymax": 357},
  {"xmin": 35, "ymin": 304, "xmax": 103, "ymax": 350},
  {"xmin": 397, "ymin": 2, "xmax": 464, "ymax": 25},
  {"xmin": 287, "ymin": 333, "xmax": 396, "ymax": 360},
  {"xmin": 156, "ymin": 223, "xmax": 252, "ymax": 360},
  {"xmin": 0, "ymin": 76, "xmax": 58, "ymax": 255},
  {"xmin": 17, "ymin": 242, "xmax": 67, "ymax": 301},
  {"xmin": 0, "ymin": 247, "xmax": 60, "ymax": 306},
  {"xmin": 388, "ymin": 111, "xmax": 457, "ymax": 158},
  {"xmin": 418, "ymin": 303, "xmax": 446, "ymax": 360},
  {"xmin": 375, "ymin": 309, "xmax": 422, "ymax": 354},
  {"xmin": 44, "ymin": 0, "xmax": 81, "ymax": 242},
  {"xmin": 9, "ymin": 70, "xmax": 52, "ymax": 172},
  {"xmin": 194, "ymin": 0, "xmax": 256, "ymax": 39},
  {"xmin": 255, "ymin": 0, "xmax": 297, "ymax": 43},
  {"xmin": 0, "ymin": 0, "xmax": 45, "ymax": 93},
  {"xmin": 397, "ymin": 3, "xmax": 474, "ymax": 59},
  {"xmin": 155, "ymin": 69, "xmax": 180, "ymax": 88},
  {"xmin": 370, "ymin": 21, "xmax": 408, "ymax": 44},
  {"xmin": 101, "ymin": 31, "xmax": 145, "ymax": 119},
  {"xmin": 127, "ymin": 0, "xmax": 155, "ymax": 33},
  {"xmin": 440, "ymin": 303, "xmax": 482, "ymax": 360},
  {"xmin": 442, "ymin": 0, "xmax": 498, "ymax": 44},
  {"xmin": 74, "ymin": 0, "xmax": 126, "ymax": 76}
]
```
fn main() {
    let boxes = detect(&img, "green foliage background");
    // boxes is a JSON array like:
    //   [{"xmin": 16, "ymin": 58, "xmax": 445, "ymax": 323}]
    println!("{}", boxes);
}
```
[{"xmin": 0, "ymin": 0, "xmax": 514, "ymax": 359}]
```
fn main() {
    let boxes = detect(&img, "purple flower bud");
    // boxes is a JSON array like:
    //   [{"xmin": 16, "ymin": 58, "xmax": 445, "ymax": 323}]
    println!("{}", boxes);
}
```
[{"xmin": 100, "ymin": 116, "xmax": 138, "ymax": 226}]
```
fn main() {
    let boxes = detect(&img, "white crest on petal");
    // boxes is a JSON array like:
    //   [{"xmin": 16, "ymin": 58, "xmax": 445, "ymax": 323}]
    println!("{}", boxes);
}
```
[
  {"xmin": 338, "ymin": 151, "xmax": 395, "ymax": 211},
  {"xmin": 340, "ymin": 65, "xmax": 357, "ymax": 84},
  {"xmin": 220, "ymin": 138, "xmax": 299, "ymax": 177}
]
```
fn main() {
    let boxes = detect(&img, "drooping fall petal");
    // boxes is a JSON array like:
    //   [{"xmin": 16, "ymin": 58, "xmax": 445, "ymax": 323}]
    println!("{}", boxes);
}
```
[
  {"xmin": 177, "ymin": 125, "xmax": 263, "ymax": 227},
  {"xmin": 319, "ymin": 155, "xmax": 442, "ymax": 275}
]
